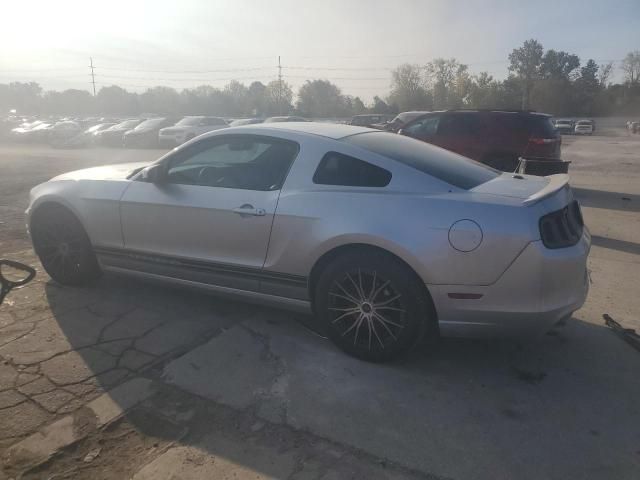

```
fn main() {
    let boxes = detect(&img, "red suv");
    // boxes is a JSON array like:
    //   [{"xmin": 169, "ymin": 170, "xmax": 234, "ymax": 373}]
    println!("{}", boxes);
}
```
[{"xmin": 399, "ymin": 110, "xmax": 562, "ymax": 173}]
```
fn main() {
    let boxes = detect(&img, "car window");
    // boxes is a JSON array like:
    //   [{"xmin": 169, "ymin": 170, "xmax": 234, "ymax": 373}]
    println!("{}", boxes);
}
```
[
  {"xmin": 135, "ymin": 118, "xmax": 166, "ymax": 129},
  {"xmin": 175, "ymin": 117, "xmax": 202, "ymax": 127},
  {"xmin": 166, "ymin": 135, "xmax": 299, "ymax": 191},
  {"xmin": 438, "ymin": 114, "xmax": 481, "ymax": 136},
  {"xmin": 313, "ymin": 151, "xmax": 391, "ymax": 187},
  {"xmin": 343, "ymin": 132, "xmax": 498, "ymax": 190},
  {"xmin": 204, "ymin": 117, "xmax": 226, "ymax": 126},
  {"xmin": 403, "ymin": 115, "xmax": 440, "ymax": 137},
  {"xmin": 527, "ymin": 116, "xmax": 557, "ymax": 137}
]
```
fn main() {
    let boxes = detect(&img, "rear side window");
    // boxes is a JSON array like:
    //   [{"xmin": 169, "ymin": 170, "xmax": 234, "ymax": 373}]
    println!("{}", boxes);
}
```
[
  {"xmin": 313, "ymin": 152, "xmax": 391, "ymax": 187},
  {"xmin": 438, "ymin": 113, "xmax": 482, "ymax": 135},
  {"xmin": 343, "ymin": 132, "xmax": 498, "ymax": 190}
]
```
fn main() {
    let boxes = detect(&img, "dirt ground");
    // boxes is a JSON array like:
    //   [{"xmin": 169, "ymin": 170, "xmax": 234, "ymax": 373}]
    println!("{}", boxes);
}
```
[{"xmin": 1, "ymin": 133, "xmax": 639, "ymax": 480}]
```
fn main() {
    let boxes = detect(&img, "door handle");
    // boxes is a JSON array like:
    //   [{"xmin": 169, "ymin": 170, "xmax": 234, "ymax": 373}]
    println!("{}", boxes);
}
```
[{"xmin": 233, "ymin": 204, "xmax": 266, "ymax": 217}]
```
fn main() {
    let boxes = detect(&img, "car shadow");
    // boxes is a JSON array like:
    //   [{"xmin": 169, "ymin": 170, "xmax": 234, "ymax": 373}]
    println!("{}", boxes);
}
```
[
  {"xmin": 16, "ymin": 274, "xmax": 638, "ymax": 479},
  {"xmin": 573, "ymin": 187, "xmax": 640, "ymax": 212},
  {"xmin": 591, "ymin": 235, "xmax": 640, "ymax": 255}
]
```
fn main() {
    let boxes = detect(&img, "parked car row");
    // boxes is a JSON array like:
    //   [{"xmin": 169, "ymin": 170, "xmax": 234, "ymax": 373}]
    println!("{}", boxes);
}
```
[
  {"xmin": 553, "ymin": 118, "xmax": 595, "ymax": 135},
  {"xmin": 2, "ymin": 115, "xmax": 311, "ymax": 148}
]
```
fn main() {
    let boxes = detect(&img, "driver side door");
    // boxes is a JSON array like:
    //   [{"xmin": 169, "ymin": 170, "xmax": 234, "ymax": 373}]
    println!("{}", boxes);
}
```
[{"xmin": 114, "ymin": 134, "xmax": 299, "ymax": 292}]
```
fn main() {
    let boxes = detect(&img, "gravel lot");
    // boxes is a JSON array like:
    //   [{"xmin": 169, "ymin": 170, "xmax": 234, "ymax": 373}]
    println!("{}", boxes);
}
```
[{"xmin": 1, "ymin": 133, "xmax": 639, "ymax": 480}]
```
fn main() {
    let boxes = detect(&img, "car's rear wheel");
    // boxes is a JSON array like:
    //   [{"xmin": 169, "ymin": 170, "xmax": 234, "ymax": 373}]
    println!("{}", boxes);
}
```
[
  {"xmin": 31, "ymin": 205, "xmax": 101, "ymax": 286},
  {"xmin": 315, "ymin": 251, "xmax": 434, "ymax": 362}
]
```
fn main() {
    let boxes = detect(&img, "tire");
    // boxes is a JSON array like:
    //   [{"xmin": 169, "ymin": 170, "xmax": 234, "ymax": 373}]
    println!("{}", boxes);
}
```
[
  {"xmin": 314, "ymin": 250, "xmax": 435, "ymax": 362},
  {"xmin": 31, "ymin": 205, "xmax": 101, "ymax": 286}
]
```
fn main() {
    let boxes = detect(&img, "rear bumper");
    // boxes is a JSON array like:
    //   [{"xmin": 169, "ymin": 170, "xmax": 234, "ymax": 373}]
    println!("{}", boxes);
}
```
[{"xmin": 430, "ymin": 228, "xmax": 591, "ymax": 338}]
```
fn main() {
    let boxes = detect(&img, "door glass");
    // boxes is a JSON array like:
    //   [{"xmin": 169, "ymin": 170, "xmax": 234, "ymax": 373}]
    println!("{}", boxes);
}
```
[
  {"xmin": 438, "ymin": 114, "xmax": 480, "ymax": 136},
  {"xmin": 404, "ymin": 116, "xmax": 439, "ymax": 137},
  {"xmin": 166, "ymin": 136, "xmax": 299, "ymax": 191}
]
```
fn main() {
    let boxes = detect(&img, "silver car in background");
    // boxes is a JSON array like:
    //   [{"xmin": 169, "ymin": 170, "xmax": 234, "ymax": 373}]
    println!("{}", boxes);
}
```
[
  {"xmin": 158, "ymin": 116, "xmax": 229, "ymax": 147},
  {"xmin": 26, "ymin": 123, "xmax": 590, "ymax": 361}
]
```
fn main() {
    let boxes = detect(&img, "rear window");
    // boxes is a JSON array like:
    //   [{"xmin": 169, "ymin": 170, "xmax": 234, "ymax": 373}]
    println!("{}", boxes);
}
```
[
  {"xmin": 342, "ymin": 132, "xmax": 498, "ymax": 190},
  {"xmin": 528, "ymin": 116, "xmax": 557, "ymax": 137}
]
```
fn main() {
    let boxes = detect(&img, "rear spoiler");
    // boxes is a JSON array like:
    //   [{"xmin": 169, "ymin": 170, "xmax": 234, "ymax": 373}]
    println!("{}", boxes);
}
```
[{"xmin": 523, "ymin": 174, "xmax": 570, "ymax": 206}]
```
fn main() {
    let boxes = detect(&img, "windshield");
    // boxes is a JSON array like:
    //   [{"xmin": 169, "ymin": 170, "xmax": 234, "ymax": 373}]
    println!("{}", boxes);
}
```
[
  {"xmin": 114, "ymin": 119, "xmax": 141, "ymax": 129},
  {"xmin": 343, "ymin": 131, "xmax": 499, "ymax": 190},
  {"xmin": 135, "ymin": 118, "xmax": 166, "ymax": 129},
  {"xmin": 175, "ymin": 117, "xmax": 202, "ymax": 127}
]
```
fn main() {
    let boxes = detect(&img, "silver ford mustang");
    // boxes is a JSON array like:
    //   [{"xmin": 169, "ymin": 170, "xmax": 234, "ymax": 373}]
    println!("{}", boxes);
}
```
[{"xmin": 26, "ymin": 123, "xmax": 590, "ymax": 361}]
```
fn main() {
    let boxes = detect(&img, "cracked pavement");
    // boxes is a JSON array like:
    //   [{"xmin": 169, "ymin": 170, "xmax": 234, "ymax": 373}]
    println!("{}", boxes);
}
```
[{"xmin": 1, "ymin": 136, "xmax": 640, "ymax": 479}]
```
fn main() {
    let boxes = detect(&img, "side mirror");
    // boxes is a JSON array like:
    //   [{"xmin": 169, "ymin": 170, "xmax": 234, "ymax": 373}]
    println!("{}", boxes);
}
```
[
  {"xmin": 141, "ymin": 164, "xmax": 167, "ymax": 184},
  {"xmin": 397, "ymin": 128, "xmax": 404, "ymax": 135}
]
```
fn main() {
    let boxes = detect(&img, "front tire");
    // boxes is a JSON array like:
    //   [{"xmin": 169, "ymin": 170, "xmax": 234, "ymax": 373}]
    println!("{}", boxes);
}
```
[
  {"xmin": 315, "ymin": 251, "xmax": 434, "ymax": 362},
  {"xmin": 31, "ymin": 205, "xmax": 101, "ymax": 286}
]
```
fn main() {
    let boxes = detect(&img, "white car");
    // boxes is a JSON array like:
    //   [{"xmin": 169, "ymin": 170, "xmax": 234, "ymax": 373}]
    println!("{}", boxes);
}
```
[
  {"xmin": 158, "ymin": 116, "xmax": 228, "ymax": 147},
  {"xmin": 574, "ymin": 120, "xmax": 594, "ymax": 135},
  {"xmin": 26, "ymin": 123, "xmax": 590, "ymax": 361}
]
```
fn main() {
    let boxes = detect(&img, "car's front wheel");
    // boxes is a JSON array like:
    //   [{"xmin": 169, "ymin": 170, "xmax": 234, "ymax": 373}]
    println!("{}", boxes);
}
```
[
  {"xmin": 315, "ymin": 251, "xmax": 435, "ymax": 362},
  {"xmin": 31, "ymin": 205, "xmax": 101, "ymax": 286}
]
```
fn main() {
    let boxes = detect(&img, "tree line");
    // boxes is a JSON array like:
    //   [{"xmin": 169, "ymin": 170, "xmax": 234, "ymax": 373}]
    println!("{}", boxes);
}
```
[{"xmin": 2, "ymin": 40, "xmax": 639, "ymax": 118}]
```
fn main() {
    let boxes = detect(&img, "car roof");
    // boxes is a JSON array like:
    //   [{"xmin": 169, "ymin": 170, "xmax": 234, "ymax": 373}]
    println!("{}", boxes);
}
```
[{"xmin": 228, "ymin": 122, "xmax": 375, "ymax": 139}]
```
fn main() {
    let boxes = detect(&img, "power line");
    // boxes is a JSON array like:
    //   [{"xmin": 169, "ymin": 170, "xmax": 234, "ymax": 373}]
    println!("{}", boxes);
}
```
[
  {"xmin": 97, "ymin": 74, "xmax": 279, "ymax": 82},
  {"xmin": 284, "ymin": 66, "xmax": 393, "ymax": 72},
  {"xmin": 96, "ymin": 65, "xmax": 275, "ymax": 74}
]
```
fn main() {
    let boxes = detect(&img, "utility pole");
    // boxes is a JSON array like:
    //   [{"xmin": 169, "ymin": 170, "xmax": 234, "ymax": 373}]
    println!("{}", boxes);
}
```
[
  {"xmin": 89, "ymin": 57, "xmax": 96, "ymax": 96},
  {"xmin": 278, "ymin": 55, "xmax": 283, "ymax": 115}
]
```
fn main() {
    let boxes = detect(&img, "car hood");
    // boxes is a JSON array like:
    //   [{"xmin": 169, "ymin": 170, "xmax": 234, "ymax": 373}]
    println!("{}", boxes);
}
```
[
  {"xmin": 471, "ymin": 173, "xmax": 550, "ymax": 200},
  {"xmin": 51, "ymin": 161, "xmax": 151, "ymax": 181}
]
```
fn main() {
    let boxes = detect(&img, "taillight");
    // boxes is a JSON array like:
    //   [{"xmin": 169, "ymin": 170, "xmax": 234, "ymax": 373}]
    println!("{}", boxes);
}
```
[
  {"xmin": 539, "ymin": 201, "xmax": 584, "ymax": 249},
  {"xmin": 529, "ymin": 138, "xmax": 556, "ymax": 145}
]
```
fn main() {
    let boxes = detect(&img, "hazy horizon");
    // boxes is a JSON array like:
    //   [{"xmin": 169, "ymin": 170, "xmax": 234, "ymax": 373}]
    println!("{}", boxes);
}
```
[{"xmin": 2, "ymin": 0, "xmax": 638, "ymax": 102}]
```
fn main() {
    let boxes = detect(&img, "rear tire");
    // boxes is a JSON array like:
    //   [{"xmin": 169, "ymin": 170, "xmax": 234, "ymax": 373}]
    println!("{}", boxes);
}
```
[
  {"xmin": 315, "ymin": 251, "xmax": 435, "ymax": 362},
  {"xmin": 31, "ymin": 205, "xmax": 101, "ymax": 286}
]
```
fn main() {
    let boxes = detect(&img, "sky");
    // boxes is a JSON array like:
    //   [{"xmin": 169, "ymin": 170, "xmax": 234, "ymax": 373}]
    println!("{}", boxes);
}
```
[{"xmin": 1, "ymin": 0, "xmax": 638, "ymax": 102}]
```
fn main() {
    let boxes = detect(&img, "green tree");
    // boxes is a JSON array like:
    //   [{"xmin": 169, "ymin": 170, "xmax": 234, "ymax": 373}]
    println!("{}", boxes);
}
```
[
  {"xmin": 540, "ymin": 50, "xmax": 580, "ymax": 80},
  {"xmin": 42, "ymin": 89, "xmax": 94, "ymax": 115},
  {"xmin": 223, "ymin": 80, "xmax": 250, "ymax": 116},
  {"xmin": 296, "ymin": 79, "xmax": 347, "ymax": 117},
  {"xmin": 352, "ymin": 96, "xmax": 366, "ymax": 114},
  {"xmin": 389, "ymin": 64, "xmax": 431, "ymax": 111},
  {"xmin": 424, "ymin": 58, "xmax": 469, "ymax": 109},
  {"xmin": 370, "ymin": 96, "xmax": 392, "ymax": 113},
  {"xmin": 264, "ymin": 80, "xmax": 293, "ymax": 115},
  {"xmin": 247, "ymin": 81, "xmax": 267, "ymax": 116},
  {"xmin": 96, "ymin": 85, "xmax": 139, "ymax": 115},
  {"xmin": 139, "ymin": 86, "xmax": 181, "ymax": 115},
  {"xmin": 0, "ymin": 82, "xmax": 42, "ymax": 113},
  {"xmin": 508, "ymin": 39, "xmax": 544, "ymax": 109},
  {"xmin": 467, "ymin": 72, "xmax": 502, "ymax": 108}
]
